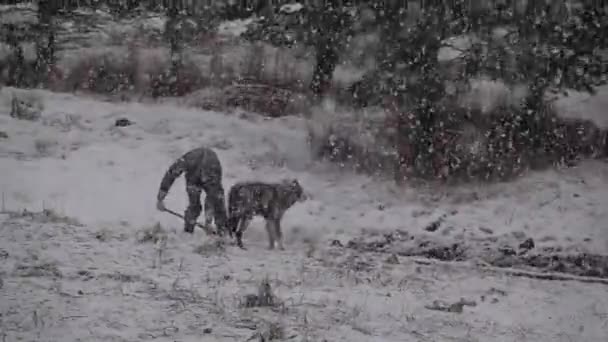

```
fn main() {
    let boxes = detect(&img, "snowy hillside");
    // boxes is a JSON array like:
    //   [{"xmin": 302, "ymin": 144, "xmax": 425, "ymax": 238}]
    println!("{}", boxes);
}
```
[{"xmin": 1, "ymin": 88, "xmax": 607, "ymax": 341}]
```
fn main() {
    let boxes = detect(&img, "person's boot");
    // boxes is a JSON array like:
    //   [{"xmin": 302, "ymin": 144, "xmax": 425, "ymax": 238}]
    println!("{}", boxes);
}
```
[{"xmin": 184, "ymin": 221, "xmax": 195, "ymax": 233}]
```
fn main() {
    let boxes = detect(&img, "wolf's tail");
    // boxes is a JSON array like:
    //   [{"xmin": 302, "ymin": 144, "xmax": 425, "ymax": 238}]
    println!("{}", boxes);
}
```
[{"xmin": 157, "ymin": 157, "xmax": 187, "ymax": 200}]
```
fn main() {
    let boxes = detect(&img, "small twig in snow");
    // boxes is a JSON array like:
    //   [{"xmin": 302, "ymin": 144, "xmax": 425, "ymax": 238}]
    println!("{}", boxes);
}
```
[
  {"xmin": 60, "ymin": 315, "xmax": 88, "ymax": 321},
  {"xmin": 413, "ymin": 257, "xmax": 608, "ymax": 285},
  {"xmin": 172, "ymin": 258, "xmax": 185, "ymax": 290}
]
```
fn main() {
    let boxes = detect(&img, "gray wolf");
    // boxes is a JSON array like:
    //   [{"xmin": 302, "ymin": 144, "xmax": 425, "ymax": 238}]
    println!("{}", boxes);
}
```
[
  {"xmin": 227, "ymin": 179, "xmax": 306, "ymax": 250},
  {"xmin": 156, "ymin": 146, "xmax": 228, "ymax": 235}
]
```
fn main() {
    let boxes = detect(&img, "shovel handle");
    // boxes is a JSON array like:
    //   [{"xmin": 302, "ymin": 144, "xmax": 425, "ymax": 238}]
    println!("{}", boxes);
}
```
[{"xmin": 162, "ymin": 207, "xmax": 217, "ymax": 236}]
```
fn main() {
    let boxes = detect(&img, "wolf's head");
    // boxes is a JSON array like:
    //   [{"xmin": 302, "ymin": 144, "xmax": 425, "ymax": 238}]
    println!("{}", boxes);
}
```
[{"xmin": 281, "ymin": 178, "xmax": 307, "ymax": 204}]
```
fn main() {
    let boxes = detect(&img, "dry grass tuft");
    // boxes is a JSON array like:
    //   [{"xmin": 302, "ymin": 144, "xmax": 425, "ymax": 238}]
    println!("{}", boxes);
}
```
[
  {"xmin": 8, "ymin": 90, "xmax": 44, "ymax": 121},
  {"xmin": 241, "ymin": 276, "xmax": 279, "ymax": 308},
  {"xmin": 193, "ymin": 238, "xmax": 227, "ymax": 257},
  {"xmin": 253, "ymin": 321, "xmax": 286, "ymax": 341},
  {"xmin": 7, "ymin": 208, "xmax": 82, "ymax": 226},
  {"xmin": 136, "ymin": 222, "xmax": 168, "ymax": 244},
  {"xmin": 13, "ymin": 262, "xmax": 62, "ymax": 278},
  {"xmin": 306, "ymin": 100, "xmax": 398, "ymax": 177},
  {"xmin": 34, "ymin": 138, "xmax": 59, "ymax": 157}
]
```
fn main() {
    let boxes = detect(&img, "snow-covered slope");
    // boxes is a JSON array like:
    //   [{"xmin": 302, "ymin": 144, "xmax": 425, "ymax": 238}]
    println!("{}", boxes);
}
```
[{"xmin": 1, "ymin": 88, "xmax": 607, "ymax": 341}]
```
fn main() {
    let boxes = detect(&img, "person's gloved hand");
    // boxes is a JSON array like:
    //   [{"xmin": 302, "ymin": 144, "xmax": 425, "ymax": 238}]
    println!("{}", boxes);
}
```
[
  {"xmin": 156, "ymin": 200, "xmax": 167, "ymax": 212},
  {"xmin": 156, "ymin": 190, "xmax": 168, "ymax": 212}
]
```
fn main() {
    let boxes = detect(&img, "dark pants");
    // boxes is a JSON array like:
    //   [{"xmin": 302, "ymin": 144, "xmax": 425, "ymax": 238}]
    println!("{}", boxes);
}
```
[{"xmin": 184, "ymin": 183, "xmax": 227, "ymax": 234}]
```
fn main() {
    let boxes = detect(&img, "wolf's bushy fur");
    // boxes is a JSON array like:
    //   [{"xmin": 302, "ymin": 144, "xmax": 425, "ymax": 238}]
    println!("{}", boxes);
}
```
[{"xmin": 227, "ymin": 179, "xmax": 306, "ymax": 250}]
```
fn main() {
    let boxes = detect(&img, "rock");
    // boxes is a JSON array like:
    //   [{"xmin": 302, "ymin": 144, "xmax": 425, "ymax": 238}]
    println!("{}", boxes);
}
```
[
  {"xmin": 330, "ymin": 239, "xmax": 343, "ymax": 247},
  {"xmin": 511, "ymin": 231, "xmax": 526, "ymax": 240},
  {"xmin": 425, "ymin": 298, "xmax": 476, "ymax": 314},
  {"xmin": 425, "ymin": 213, "xmax": 449, "ymax": 232},
  {"xmin": 487, "ymin": 287, "xmax": 507, "ymax": 297},
  {"xmin": 385, "ymin": 254, "xmax": 399, "ymax": 264},
  {"xmin": 0, "ymin": 131, "xmax": 8, "ymax": 139},
  {"xmin": 441, "ymin": 226, "xmax": 455, "ymax": 236},
  {"xmin": 419, "ymin": 243, "xmax": 464, "ymax": 261},
  {"xmin": 424, "ymin": 219, "xmax": 442, "ymax": 232},
  {"xmin": 203, "ymin": 328, "xmax": 212, "ymax": 334},
  {"xmin": 115, "ymin": 118, "xmax": 134, "ymax": 127},
  {"xmin": 242, "ymin": 294, "xmax": 260, "ymax": 308},
  {"xmin": 498, "ymin": 245, "xmax": 516, "ymax": 256},
  {"xmin": 448, "ymin": 302, "xmax": 464, "ymax": 313},
  {"xmin": 479, "ymin": 227, "xmax": 494, "ymax": 234},
  {"xmin": 519, "ymin": 238, "xmax": 535, "ymax": 251}
]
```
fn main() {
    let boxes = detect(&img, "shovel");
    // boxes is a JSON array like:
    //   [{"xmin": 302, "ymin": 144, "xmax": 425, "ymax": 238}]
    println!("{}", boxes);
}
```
[{"xmin": 162, "ymin": 207, "xmax": 217, "ymax": 236}]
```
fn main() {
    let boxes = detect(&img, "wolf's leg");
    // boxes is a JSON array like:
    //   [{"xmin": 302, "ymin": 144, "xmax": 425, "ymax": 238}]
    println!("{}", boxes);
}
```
[
  {"xmin": 184, "ymin": 185, "xmax": 202, "ymax": 233},
  {"xmin": 274, "ymin": 219, "xmax": 285, "ymax": 251},
  {"xmin": 265, "ymin": 219, "xmax": 276, "ymax": 250}
]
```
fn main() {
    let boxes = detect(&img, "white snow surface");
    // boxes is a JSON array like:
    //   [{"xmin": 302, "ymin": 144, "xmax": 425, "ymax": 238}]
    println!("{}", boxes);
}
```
[
  {"xmin": 0, "ymin": 88, "xmax": 607, "ymax": 341},
  {"xmin": 217, "ymin": 18, "xmax": 255, "ymax": 38},
  {"xmin": 280, "ymin": 3, "xmax": 304, "ymax": 14}
]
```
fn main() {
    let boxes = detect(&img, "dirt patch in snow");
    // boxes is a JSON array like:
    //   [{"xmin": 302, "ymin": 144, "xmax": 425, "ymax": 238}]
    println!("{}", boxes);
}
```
[{"xmin": 345, "ymin": 230, "xmax": 608, "ymax": 279}]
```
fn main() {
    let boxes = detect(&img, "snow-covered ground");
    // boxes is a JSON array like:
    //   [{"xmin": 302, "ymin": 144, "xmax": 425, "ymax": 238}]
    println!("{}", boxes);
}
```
[{"xmin": 1, "ymin": 88, "xmax": 607, "ymax": 341}]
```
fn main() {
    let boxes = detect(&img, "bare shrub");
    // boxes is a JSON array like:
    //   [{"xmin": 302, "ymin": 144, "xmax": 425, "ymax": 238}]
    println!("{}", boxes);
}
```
[
  {"xmin": 13, "ymin": 262, "xmax": 62, "ymax": 278},
  {"xmin": 208, "ymin": 47, "xmax": 235, "ymax": 87},
  {"xmin": 307, "ymin": 99, "xmax": 399, "ymax": 178},
  {"xmin": 8, "ymin": 90, "xmax": 44, "ymax": 121},
  {"xmin": 255, "ymin": 321, "xmax": 285, "ymax": 341},
  {"xmin": 105, "ymin": 25, "xmax": 131, "ymax": 46},
  {"xmin": 179, "ymin": 87, "xmax": 227, "ymax": 111},
  {"xmin": 223, "ymin": 83, "xmax": 302, "ymax": 117},
  {"xmin": 314, "ymin": 80, "xmax": 607, "ymax": 184},
  {"xmin": 242, "ymin": 42, "xmax": 266, "ymax": 83},
  {"xmin": 0, "ymin": 41, "xmax": 40, "ymax": 87},
  {"xmin": 34, "ymin": 138, "xmax": 58, "ymax": 157},
  {"xmin": 7, "ymin": 208, "xmax": 81, "ymax": 226},
  {"xmin": 425, "ymin": 298, "xmax": 477, "ymax": 313},
  {"xmin": 238, "ymin": 42, "xmax": 307, "ymax": 88},
  {"xmin": 61, "ymin": 46, "xmax": 205, "ymax": 97},
  {"xmin": 148, "ymin": 58, "xmax": 205, "ymax": 98},
  {"xmin": 136, "ymin": 222, "xmax": 168, "ymax": 244},
  {"xmin": 62, "ymin": 49, "xmax": 135, "ymax": 94},
  {"xmin": 181, "ymin": 83, "xmax": 311, "ymax": 118},
  {"xmin": 41, "ymin": 113, "xmax": 88, "ymax": 132},
  {"xmin": 94, "ymin": 228, "xmax": 112, "ymax": 242},
  {"xmin": 127, "ymin": 44, "xmax": 170, "ymax": 94},
  {"xmin": 185, "ymin": 42, "xmax": 311, "ymax": 117},
  {"xmin": 193, "ymin": 238, "xmax": 227, "ymax": 257},
  {"xmin": 241, "ymin": 276, "xmax": 279, "ymax": 308},
  {"xmin": 397, "ymin": 98, "xmax": 608, "ymax": 183}
]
